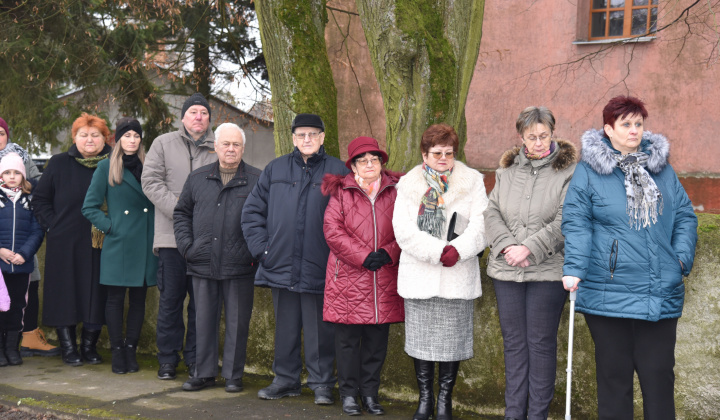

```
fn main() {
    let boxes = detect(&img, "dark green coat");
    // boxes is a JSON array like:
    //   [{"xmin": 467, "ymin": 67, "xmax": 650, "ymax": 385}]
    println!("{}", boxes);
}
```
[{"xmin": 82, "ymin": 158, "xmax": 157, "ymax": 287}]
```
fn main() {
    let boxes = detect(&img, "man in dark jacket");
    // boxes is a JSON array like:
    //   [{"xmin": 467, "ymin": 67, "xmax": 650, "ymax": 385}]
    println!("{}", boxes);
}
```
[
  {"xmin": 174, "ymin": 123, "xmax": 261, "ymax": 393},
  {"xmin": 242, "ymin": 114, "xmax": 350, "ymax": 405}
]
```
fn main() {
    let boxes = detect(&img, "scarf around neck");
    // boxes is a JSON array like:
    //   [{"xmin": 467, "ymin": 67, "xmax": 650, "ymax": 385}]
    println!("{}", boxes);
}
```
[
  {"xmin": 355, "ymin": 174, "xmax": 381, "ymax": 201},
  {"xmin": 524, "ymin": 141, "xmax": 556, "ymax": 160},
  {"xmin": 122, "ymin": 153, "xmax": 143, "ymax": 183},
  {"xmin": 75, "ymin": 153, "xmax": 109, "ymax": 169},
  {"xmin": 417, "ymin": 163, "xmax": 452, "ymax": 239},
  {"xmin": 0, "ymin": 183, "xmax": 22, "ymax": 203},
  {"xmin": 614, "ymin": 152, "xmax": 663, "ymax": 229}
]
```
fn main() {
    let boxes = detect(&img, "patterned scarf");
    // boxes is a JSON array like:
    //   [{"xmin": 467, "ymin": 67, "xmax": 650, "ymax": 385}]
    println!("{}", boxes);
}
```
[
  {"xmin": 355, "ymin": 174, "xmax": 381, "ymax": 201},
  {"xmin": 417, "ymin": 163, "xmax": 452, "ymax": 238},
  {"xmin": 524, "ymin": 141, "xmax": 556, "ymax": 160},
  {"xmin": 614, "ymin": 152, "xmax": 663, "ymax": 229},
  {"xmin": 0, "ymin": 182, "xmax": 22, "ymax": 202},
  {"xmin": 75, "ymin": 153, "xmax": 109, "ymax": 169}
]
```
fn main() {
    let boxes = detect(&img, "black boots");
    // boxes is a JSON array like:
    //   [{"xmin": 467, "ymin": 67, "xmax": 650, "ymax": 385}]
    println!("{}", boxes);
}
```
[
  {"xmin": 80, "ymin": 328, "xmax": 103, "ymax": 364},
  {"xmin": 4, "ymin": 331, "xmax": 22, "ymax": 365},
  {"xmin": 111, "ymin": 344, "xmax": 127, "ymax": 374},
  {"xmin": 125, "ymin": 341, "xmax": 139, "ymax": 373},
  {"xmin": 0, "ymin": 332, "xmax": 8, "ymax": 367},
  {"xmin": 413, "ymin": 358, "xmax": 435, "ymax": 420},
  {"xmin": 57, "ymin": 326, "xmax": 83, "ymax": 366},
  {"xmin": 436, "ymin": 361, "xmax": 460, "ymax": 420}
]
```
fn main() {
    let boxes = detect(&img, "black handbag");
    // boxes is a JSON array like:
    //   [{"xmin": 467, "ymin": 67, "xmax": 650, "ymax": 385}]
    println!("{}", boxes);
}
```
[{"xmin": 447, "ymin": 212, "xmax": 484, "ymax": 258}]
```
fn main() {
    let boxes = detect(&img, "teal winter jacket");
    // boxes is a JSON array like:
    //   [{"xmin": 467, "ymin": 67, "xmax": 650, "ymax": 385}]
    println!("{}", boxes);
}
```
[{"xmin": 562, "ymin": 129, "xmax": 697, "ymax": 321}]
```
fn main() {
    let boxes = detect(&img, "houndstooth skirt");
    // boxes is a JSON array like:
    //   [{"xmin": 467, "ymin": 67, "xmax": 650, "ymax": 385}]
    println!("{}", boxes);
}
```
[{"xmin": 404, "ymin": 297, "xmax": 474, "ymax": 361}]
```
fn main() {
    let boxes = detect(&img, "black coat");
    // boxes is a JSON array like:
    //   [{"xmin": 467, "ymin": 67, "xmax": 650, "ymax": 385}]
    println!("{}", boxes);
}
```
[
  {"xmin": 174, "ymin": 161, "xmax": 261, "ymax": 280},
  {"xmin": 33, "ymin": 144, "xmax": 112, "ymax": 326},
  {"xmin": 241, "ymin": 146, "xmax": 350, "ymax": 294}
]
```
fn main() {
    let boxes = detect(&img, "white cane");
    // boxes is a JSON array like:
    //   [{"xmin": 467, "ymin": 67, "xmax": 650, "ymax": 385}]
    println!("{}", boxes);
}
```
[{"xmin": 564, "ymin": 281, "xmax": 577, "ymax": 420}]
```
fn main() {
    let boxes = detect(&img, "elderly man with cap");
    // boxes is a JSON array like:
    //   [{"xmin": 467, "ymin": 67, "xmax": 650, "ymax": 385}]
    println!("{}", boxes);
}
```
[
  {"xmin": 242, "ymin": 113, "xmax": 349, "ymax": 405},
  {"xmin": 173, "ymin": 123, "xmax": 261, "ymax": 393},
  {"xmin": 142, "ymin": 93, "xmax": 217, "ymax": 381}
]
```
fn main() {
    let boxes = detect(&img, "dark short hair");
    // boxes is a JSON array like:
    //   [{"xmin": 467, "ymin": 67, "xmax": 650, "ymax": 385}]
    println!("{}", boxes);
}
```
[
  {"xmin": 351, "ymin": 151, "xmax": 383, "ymax": 166},
  {"xmin": 602, "ymin": 96, "xmax": 648, "ymax": 137},
  {"xmin": 421, "ymin": 123, "xmax": 459, "ymax": 155}
]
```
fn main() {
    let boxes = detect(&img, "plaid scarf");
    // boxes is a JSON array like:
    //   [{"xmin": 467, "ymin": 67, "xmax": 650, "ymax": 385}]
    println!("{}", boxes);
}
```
[
  {"xmin": 417, "ymin": 164, "xmax": 452, "ymax": 239},
  {"xmin": 614, "ymin": 152, "xmax": 663, "ymax": 229}
]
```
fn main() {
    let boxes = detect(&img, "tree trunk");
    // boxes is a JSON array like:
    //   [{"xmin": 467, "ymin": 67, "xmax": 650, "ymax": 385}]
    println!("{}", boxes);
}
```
[
  {"xmin": 355, "ymin": 0, "xmax": 485, "ymax": 171},
  {"xmin": 255, "ymin": 0, "xmax": 340, "ymax": 157}
]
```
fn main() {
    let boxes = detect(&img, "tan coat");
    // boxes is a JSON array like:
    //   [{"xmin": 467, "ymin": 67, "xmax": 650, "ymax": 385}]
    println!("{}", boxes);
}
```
[
  {"xmin": 484, "ymin": 140, "xmax": 577, "ymax": 282},
  {"xmin": 141, "ymin": 127, "xmax": 217, "ymax": 251}
]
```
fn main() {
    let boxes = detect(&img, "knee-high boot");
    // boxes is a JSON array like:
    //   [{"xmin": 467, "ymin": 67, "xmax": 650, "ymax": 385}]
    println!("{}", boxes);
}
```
[
  {"xmin": 413, "ymin": 358, "xmax": 435, "ymax": 420},
  {"xmin": 0, "ymin": 331, "xmax": 9, "ymax": 367},
  {"xmin": 436, "ymin": 361, "xmax": 460, "ymax": 420},
  {"xmin": 56, "ymin": 326, "xmax": 82, "ymax": 366},
  {"xmin": 5, "ymin": 331, "xmax": 23, "ymax": 365},
  {"xmin": 80, "ymin": 328, "xmax": 103, "ymax": 364}
]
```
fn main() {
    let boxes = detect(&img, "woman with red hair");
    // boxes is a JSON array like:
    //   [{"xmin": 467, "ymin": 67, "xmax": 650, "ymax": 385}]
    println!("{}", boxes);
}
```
[{"xmin": 34, "ymin": 113, "xmax": 113, "ymax": 367}]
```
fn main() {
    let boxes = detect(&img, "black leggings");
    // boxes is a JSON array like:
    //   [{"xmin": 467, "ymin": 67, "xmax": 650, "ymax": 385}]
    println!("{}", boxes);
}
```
[
  {"xmin": 22, "ymin": 280, "xmax": 39, "ymax": 332},
  {"xmin": 0, "ymin": 273, "xmax": 30, "ymax": 332},
  {"xmin": 105, "ymin": 285, "xmax": 148, "ymax": 347}
]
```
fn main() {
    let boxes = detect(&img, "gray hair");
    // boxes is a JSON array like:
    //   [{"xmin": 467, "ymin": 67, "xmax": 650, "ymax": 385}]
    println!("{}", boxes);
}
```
[
  {"xmin": 214, "ymin": 123, "xmax": 246, "ymax": 145},
  {"xmin": 515, "ymin": 106, "xmax": 556, "ymax": 135}
]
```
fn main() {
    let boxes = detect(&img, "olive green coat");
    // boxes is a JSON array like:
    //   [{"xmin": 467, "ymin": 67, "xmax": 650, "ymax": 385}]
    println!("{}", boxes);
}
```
[
  {"xmin": 484, "ymin": 140, "xmax": 577, "ymax": 282},
  {"xmin": 82, "ymin": 159, "xmax": 158, "ymax": 287}
]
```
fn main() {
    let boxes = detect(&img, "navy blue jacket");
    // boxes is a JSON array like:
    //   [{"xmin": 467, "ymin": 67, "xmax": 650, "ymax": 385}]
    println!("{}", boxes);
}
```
[
  {"xmin": 241, "ymin": 146, "xmax": 350, "ymax": 294},
  {"xmin": 0, "ymin": 191, "xmax": 44, "ymax": 274},
  {"xmin": 562, "ymin": 129, "xmax": 698, "ymax": 321}
]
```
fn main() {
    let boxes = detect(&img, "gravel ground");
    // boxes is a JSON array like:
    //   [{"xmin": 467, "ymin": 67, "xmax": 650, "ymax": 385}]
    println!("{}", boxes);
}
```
[{"xmin": 0, "ymin": 404, "xmax": 61, "ymax": 420}]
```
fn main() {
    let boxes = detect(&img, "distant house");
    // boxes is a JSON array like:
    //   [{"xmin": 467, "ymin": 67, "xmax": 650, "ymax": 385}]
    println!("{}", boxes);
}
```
[{"xmin": 55, "ymin": 90, "xmax": 276, "ymax": 169}]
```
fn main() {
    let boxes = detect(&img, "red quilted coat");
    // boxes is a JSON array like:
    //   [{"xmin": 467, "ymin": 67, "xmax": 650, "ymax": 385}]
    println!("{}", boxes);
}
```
[{"xmin": 322, "ymin": 171, "xmax": 404, "ymax": 325}]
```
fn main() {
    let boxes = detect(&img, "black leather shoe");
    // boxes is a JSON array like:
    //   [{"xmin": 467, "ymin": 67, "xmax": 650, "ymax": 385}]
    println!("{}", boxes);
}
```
[
  {"xmin": 186, "ymin": 362, "xmax": 196, "ymax": 378},
  {"xmin": 110, "ymin": 346, "xmax": 127, "ymax": 374},
  {"xmin": 257, "ymin": 383, "xmax": 301, "ymax": 400},
  {"xmin": 124, "ymin": 343, "xmax": 139, "ymax": 373},
  {"xmin": 361, "ymin": 395, "xmax": 385, "ymax": 415},
  {"xmin": 157, "ymin": 363, "xmax": 176, "ymax": 380},
  {"xmin": 341, "ymin": 395, "xmax": 362, "ymax": 416},
  {"xmin": 314, "ymin": 386, "xmax": 334, "ymax": 405},
  {"xmin": 182, "ymin": 376, "xmax": 216, "ymax": 391},
  {"xmin": 225, "ymin": 378, "xmax": 243, "ymax": 393},
  {"xmin": 4, "ymin": 331, "xmax": 23, "ymax": 366},
  {"xmin": 0, "ymin": 332, "xmax": 8, "ymax": 367},
  {"xmin": 56, "ymin": 327, "xmax": 82, "ymax": 367}
]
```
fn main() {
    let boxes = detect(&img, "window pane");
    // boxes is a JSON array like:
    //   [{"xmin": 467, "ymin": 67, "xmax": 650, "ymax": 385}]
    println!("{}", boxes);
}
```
[
  {"xmin": 593, "ymin": 0, "xmax": 607, "ymax": 8},
  {"xmin": 632, "ymin": 9, "xmax": 648, "ymax": 35},
  {"xmin": 609, "ymin": 11, "xmax": 624, "ymax": 36},
  {"xmin": 650, "ymin": 6, "xmax": 658, "ymax": 32},
  {"xmin": 610, "ymin": 0, "xmax": 625, "ymax": 7},
  {"xmin": 652, "ymin": 0, "xmax": 658, "ymax": 3},
  {"xmin": 633, "ymin": 0, "xmax": 649, "ymax": 5},
  {"xmin": 591, "ymin": 12, "xmax": 607, "ymax": 37}
]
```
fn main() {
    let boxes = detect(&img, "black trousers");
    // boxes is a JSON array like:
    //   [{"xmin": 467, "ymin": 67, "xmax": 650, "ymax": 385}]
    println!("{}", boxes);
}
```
[
  {"xmin": 105, "ymin": 285, "xmax": 148, "ymax": 347},
  {"xmin": 0, "ymin": 273, "xmax": 30, "ymax": 332},
  {"xmin": 270, "ymin": 288, "xmax": 336, "ymax": 390},
  {"xmin": 335, "ymin": 323, "xmax": 390, "ymax": 397},
  {"xmin": 584, "ymin": 313, "xmax": 678, "ymax": 420},
  {"xmin": 22, "ymin": 280, "xmax": 39, "ymax": 332},
  {"xmin": 155, "ymin": 248, "xmax": 196, "ymax": 365}
]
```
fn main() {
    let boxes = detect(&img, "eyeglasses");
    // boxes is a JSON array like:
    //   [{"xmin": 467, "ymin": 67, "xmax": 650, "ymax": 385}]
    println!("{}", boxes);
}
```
[
  {"xmin": 427, "ymin": 151, "xmax": 455, "ymax": 159},
  {"xmin": 355, "ymin": 157, "xmax": 381, "ymax": 166},
  {"xmin": 294, "ymin": 132, "xmax": 321, "ymax": 140},
  {"xmin": 524, "ymin": 133, "xmax": 551, "ymax": 143}
]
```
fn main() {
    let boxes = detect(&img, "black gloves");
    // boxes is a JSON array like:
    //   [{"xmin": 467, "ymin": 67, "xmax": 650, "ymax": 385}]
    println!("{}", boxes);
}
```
[{"xmin": 362, "ymin": 248, "xmax": 392, "ymax": 271}]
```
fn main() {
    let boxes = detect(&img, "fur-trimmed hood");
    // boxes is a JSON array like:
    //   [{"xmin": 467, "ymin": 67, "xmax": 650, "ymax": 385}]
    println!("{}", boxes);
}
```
[
  {"xmin": 499, "ymin": 139, "xmax": 577, "ymax": 171},
  {"xmin": 581, "ymin": 129, "xmax": 669, "ymax": 175},
  {"xmin": 321, "ymin": 169, "xmax": 403, "ymax": 197}
]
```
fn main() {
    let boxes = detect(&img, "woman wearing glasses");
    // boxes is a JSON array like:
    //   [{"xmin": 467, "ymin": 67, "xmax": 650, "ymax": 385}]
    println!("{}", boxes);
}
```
[
  {"xmin": 321, "ymin": 136, "xmax": 403, "ymax": 416},
  {"xmin": 484, "ymin": 107, "xmax": 577, "ymax": 420},
  {"xmin": 393, "ymin": 124, "xmax": 488, "ymax": 420}
]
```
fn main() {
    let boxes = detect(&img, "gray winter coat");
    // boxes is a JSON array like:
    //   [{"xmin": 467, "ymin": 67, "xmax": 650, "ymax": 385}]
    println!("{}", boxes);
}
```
[
  {"xmin": 141, "ymin": 127, "xmax": 217, "ymax": 250},
  {"xmin": 484, "ymin": 140, "xmax": 577, "ymax": 282}
]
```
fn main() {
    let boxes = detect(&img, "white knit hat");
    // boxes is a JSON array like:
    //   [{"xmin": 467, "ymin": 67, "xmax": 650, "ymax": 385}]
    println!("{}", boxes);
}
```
[{"xmin": 0, "ymin": 152, "xmax": 26, "ymax": 180}]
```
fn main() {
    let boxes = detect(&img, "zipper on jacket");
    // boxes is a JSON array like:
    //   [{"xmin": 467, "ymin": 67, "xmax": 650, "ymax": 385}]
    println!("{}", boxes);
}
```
[
  {"xmin": 11, "ymin": 199, "xmax": 16, "ymax": 272},
  {"xmin": 609, "ymin": 239, "xmax": 618, "ymax": 281},
  {"xmin": 334, "ymin": 258, "xmax": 339, "ymax": 281}
]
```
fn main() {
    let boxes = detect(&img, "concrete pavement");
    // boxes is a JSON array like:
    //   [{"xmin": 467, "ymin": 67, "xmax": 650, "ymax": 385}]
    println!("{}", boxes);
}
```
[{"xmin": 0, "ymin": 352, "xmax": 503, "ymax": 420}]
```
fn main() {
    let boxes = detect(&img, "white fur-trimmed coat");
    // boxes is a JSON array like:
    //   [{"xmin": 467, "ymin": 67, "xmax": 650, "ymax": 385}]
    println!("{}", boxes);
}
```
[{"xmin": 393, "ymin": 161, "xmax": 488, "ymax": 300}]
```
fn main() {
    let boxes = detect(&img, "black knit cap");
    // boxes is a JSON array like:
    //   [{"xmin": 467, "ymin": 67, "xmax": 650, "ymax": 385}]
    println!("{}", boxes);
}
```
[
  {"xmin": 115, "ymin": 117, "xmax": 143, "ymax": 142},
  {"xmin": 182, "ymin": 92, "xmax": 211, "ymax": 120},
  {"xmin": 291, "ymin": 113, "xmax": 325, "ymax": 133}
]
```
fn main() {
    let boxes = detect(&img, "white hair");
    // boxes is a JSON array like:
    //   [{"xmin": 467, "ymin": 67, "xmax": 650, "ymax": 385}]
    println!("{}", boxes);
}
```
[{"xmin": 214, "ymin": 123, "xmax": 246, "ymax": 145}]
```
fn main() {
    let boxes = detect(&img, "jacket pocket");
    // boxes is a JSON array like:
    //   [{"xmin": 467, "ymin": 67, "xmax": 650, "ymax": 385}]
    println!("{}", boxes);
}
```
[
  {"xmin": 334, "ymin": 258, "xmax": 340, "ymax": 281},
  {"xmin": 609, "ymin": 239, "xmax": 618, "ymax": 281}
]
